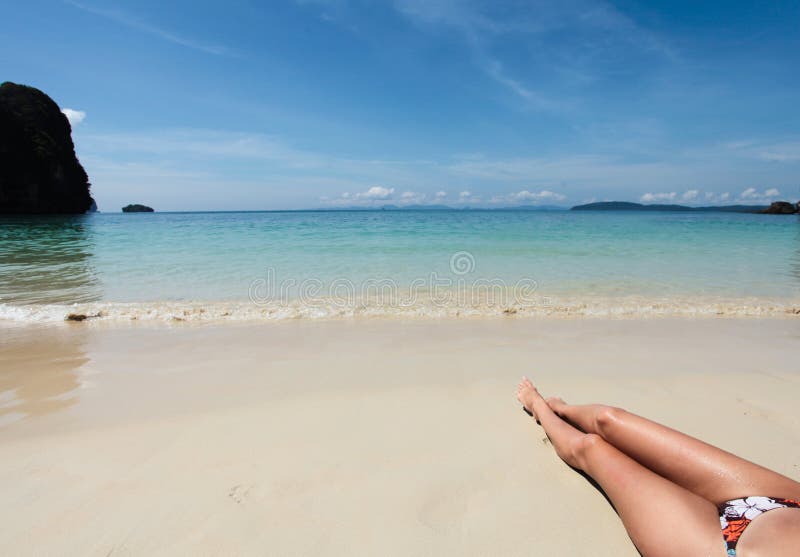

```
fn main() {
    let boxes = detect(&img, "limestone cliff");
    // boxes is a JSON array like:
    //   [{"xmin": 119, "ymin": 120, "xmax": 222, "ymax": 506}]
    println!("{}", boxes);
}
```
[{"xmin": 0, "ymin": 82, "xmax": 94, "ymax": 214}]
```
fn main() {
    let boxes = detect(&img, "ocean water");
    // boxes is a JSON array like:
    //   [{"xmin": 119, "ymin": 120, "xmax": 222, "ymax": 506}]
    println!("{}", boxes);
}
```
[{"xmin": 0, "ymin": 210, "xmax": 798, "ymax": 322}]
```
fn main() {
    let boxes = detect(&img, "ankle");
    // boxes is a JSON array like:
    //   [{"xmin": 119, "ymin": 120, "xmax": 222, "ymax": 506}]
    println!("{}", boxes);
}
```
[{"xmin": 531, "ymin": 397, "xmax": 551, "ymax": 420}]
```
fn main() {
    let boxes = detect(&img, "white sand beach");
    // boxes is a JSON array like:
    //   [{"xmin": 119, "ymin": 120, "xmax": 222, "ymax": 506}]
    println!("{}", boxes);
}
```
[{"xmin": 1, "ymin": 317, "xmax": 799, "ymax": 556}]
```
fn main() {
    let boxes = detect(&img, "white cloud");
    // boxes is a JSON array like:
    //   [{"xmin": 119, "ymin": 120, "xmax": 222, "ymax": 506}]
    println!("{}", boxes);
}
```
[
  {"xmin": 325, "ymin": 187, "xmax": 565, "ymax": 207},
  {"xmin": 510, "ymin": 189, "xmax": 566, "ymax": 203},
  {"xmin": 61, "ymin": 108, "xmax": 86, "ymax": 126},
  {"xmin": 700, "ymin": 191, "xmax": 732, "ymax": 204},
  {"xmin": 682, "ymin": 189, "xmax": 698, "ymax": 201},
  {"xmin": 456, "ymin": 190, "xmax": 482, "ymax": 204},
  {"xmin": 640, "ymin": 192, "xmax": 677, "ymax": 202},
  {"xmin": 358, "ymin": 186, "xmax": 394, "ymax": 200},
  {"xmin": 320, "ymin": 185, "xmax": 398, "ymax": 207},
  {"xmin": 399, "ymin": 191, "xmax": 426, "ymax": 204},
  {"xmin": 739, "ymin": 187, "xmax": 780, "ymax": 202}
]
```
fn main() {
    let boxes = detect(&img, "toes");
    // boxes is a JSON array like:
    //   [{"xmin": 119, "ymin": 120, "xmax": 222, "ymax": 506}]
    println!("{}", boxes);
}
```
[{"xmin": 516, "ymin": 377, "xmax": 543, "ymax": 407}]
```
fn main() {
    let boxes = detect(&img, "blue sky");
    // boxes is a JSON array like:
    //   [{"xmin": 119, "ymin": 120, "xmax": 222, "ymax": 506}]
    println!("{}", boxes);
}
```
[{"xmin": 3, "ymin": 0, "xmax": 799, "ymax": 210}]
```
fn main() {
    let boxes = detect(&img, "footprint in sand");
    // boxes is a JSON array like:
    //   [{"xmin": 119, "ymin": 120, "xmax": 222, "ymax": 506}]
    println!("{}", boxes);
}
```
[
  {"xmin": 228, "ymin": 484, "xmax": 253, "ymax": 504},
  {"xmin": 736, "ymin": 397, "xmax": 773, "ymax": 421}
]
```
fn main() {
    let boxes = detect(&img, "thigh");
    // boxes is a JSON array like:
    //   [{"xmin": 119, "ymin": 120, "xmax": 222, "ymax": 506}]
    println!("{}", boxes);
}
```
[
  {"xmin": 593, "ymin": 407, "xmax": 800, "ymax": 505},
  {"xmin": 580, "ymin": 434, "xmax": 727, "ymax": 557}
]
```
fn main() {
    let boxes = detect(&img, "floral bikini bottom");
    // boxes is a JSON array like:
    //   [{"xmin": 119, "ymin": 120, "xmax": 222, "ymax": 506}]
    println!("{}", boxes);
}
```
[{"xmin": 718, "ymin": 496, "xmax": 800, "ymax": 556}]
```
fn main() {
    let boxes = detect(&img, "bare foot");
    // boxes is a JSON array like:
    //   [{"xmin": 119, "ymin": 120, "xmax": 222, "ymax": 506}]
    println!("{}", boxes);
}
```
[
  {"xmin": 546, "ymin": 396, "xmax": 568, "ymax": 416},
  {"xmin": 516, "ymin": 377, "xmax": 545, "ymax": 419},
  {"xmin": 517, "ymin": 378, "xmax": 592, "ymax": 469}
]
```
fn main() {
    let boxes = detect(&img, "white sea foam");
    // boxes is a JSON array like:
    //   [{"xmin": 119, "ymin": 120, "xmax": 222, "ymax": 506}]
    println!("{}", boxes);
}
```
[{"xmin": 1, "ymin": 295, "xmax": 798, "ymax": 325}]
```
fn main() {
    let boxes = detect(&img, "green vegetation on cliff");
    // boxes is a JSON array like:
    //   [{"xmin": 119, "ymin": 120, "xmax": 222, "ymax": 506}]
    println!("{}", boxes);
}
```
[{"xmin": 0, "ymin": 81, "xmax": 94, "ymax": 214}]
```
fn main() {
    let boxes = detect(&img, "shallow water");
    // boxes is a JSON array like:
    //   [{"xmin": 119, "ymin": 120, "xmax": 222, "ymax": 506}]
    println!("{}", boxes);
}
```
[{"xmin": 1, "ymin": 210, "xmax": 798, "ymax": 321}]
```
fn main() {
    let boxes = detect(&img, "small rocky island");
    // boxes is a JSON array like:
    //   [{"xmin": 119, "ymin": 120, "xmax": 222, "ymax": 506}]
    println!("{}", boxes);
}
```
[
  {"xmin": 760, "ymin": 201, "xmax": 799, "ymax": 214},
  {"xmin": 0, "ymin": 82, "xmax": 95, "ymax": 214},
  {"xmin": 122, "ymin": 204, "xmax": 154, "ymax": 213}
]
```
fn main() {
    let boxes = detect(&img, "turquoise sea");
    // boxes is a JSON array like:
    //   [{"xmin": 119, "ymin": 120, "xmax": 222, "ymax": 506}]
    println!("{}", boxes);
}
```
[{"xmin": 1, "ymin": 210, "xmax": 798, "ymax": 321}]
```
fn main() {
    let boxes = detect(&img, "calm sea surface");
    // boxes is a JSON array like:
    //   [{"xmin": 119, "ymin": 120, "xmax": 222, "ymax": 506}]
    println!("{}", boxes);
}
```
[{"xmin": 1, "ymin": 210, "xmax": 798, "ymax": 321}]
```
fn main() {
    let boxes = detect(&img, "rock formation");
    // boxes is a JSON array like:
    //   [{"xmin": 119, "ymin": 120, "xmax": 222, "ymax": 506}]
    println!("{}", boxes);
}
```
[
  {"xmin": 760, "ymin": 201, "xmax": 798, "ymax": 214},
  {"xmin": 122, "ymin": 204, "xmax": 154, "ymax": 213},
  {"xmin": 0, "ymin": 82, "xmax": 94, "ymax": 214}
]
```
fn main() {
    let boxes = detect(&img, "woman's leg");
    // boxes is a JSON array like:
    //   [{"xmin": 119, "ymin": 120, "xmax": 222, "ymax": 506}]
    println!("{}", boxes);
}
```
[
  {"xmin": 546, "ymin": 396, "xmax": 800, "ymax": 504},
  {"xmin": 517, "ymin": 378, "xmax": 725, "ymax": 557}
]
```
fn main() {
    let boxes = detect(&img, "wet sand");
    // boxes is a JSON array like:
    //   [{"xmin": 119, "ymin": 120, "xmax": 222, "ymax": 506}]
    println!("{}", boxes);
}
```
[{"xmin": 0, "ymin": 318, "xmax": 799, "ymax": 555}]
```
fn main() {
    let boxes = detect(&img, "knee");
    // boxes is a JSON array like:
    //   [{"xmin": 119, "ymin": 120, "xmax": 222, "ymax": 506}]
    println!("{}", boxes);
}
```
[
  {"xmin": 595, "ymin": 406, "xmax": 626, "ymax": 436},
  {"xmin": 570, "ymin": 433, "xmax": 603, "ymax": 468}
]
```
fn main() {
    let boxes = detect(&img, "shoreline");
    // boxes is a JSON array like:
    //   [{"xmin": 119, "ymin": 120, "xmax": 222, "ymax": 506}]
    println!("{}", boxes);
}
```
[
  {"xmin": 2, "ymin": 294, "xmax": 799, "ymax": 324},
  {"xmin": 1, "ymin": 317, "xmax": 799, "ymax": 555}
]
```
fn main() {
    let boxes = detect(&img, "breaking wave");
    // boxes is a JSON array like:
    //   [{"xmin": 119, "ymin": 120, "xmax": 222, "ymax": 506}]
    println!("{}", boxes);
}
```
[{"xmin": 1, "ymin": 295, "xmax": 798, "ymax": 325}]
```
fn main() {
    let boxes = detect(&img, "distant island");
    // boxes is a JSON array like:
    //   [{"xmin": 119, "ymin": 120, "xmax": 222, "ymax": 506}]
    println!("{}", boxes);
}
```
[
  {"xmin": 319, "ymin": 204, "xmax": 567, "ymax": 212},
  {"xmin": 0, "ymin": 81, "xmax": 94, "ymax": 214},
  {"xmin": 570, "ymin": 201, "xmax": 799, "ymax": 214},
  {"xmin": 122, "ymin": 204, "xmax": 154, "ymax": 213},
  {"xmin": 315, "ymin": 202, "xmax": 799, "ymax": 214}
]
